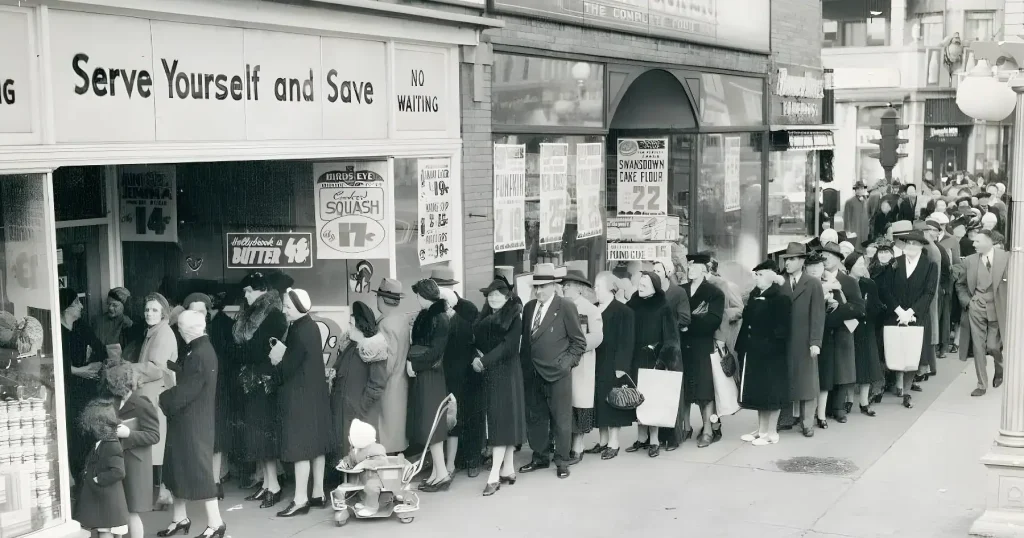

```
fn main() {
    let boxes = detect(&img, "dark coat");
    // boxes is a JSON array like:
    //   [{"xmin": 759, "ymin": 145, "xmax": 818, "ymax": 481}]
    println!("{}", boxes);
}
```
[
  {"xmin": 877, "ymin": 254, "xmax": 939, "ymax": 372},
  {"xmin": 160, "ymin": 335, "xmax": 217, "ymax": 501},
  {"xmin": 871, "ymin": 210, "xmax": 896, "ymax": 241},
  {"xmin": 898, "ymin": 196, "xmax": 919, "ymax": 221},
  {"xmin": 331, "ymin": 331, "xmax": 388, "ymax": 455},
  {"xmin": 74, "ymin": 439, "xmax": 129, "ymax": 530},
  {"xmin": 207, "ymin": 310, "xmax": 236, "ymax": 454},
  {"xmin": 664, "ymin": 284, "xmax": 692, "ymax": 332},
  {"xmin": 116, "ymin": 392, "xmax": 159, "ymax": 513},
  {"xmin": 854, "ymin": 277, "xmax": 885, "ymax": 385},
  {"xmin": 232, "ymin": 291, "xmax": 288, "ymax": 461},
  {"xmin": 277, "ymin": 315, "xmax": 334, "ymax": 462},
  {"xmin": 521, "ymin": 295, "xmax": 587, "ymax": 383},
  {"xmin": 783, "ymin": 271, "xmax": 827, "ymax": 401},
  {"xmin": 473, "ymin": 297, "xmax": 527, "ymax": 447},
  {"xmin": 819, "ymin": 271, "xmax": 864, "ymax": 390},
  {"xmin": 737, "ymin": 284, "xmax": 791, "ymax": 410},
  {"xmin": 444, "ymin": 309, "xmax": 484, "ymax": 437},
  {"xmin": 593, "ymin": 300, "xmax": 636, "ymax": 428},
  {"xmin": 843, "ymin": 195, "xmax": 870, "ymax": 244},
  {"xmin": 407, "ymin": 300, "xmax": 450, "ymax": 446},
  {"xmin": 680, "ymin": 280, "xmax": 724, "ymax": 404},
  {"xmin": 626, "ymin": 286, "xmax": 681, "ymax": 373}
]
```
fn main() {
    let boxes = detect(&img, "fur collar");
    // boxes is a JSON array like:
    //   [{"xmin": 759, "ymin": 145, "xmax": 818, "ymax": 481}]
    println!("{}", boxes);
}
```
[
  {"xmin": 477, "ymin": 296, "xmax": 523, "ymax": 332},
  {"xmin": 412, "ymin": 300, "xmax": 448, "ymax": 342},
  {"xmin": 232, "ymin": 290, "xmax": 283, "ymax": 344},
  {"xmin": 344, "ymin": 331, "xmax": 389, "ymax": 363}
]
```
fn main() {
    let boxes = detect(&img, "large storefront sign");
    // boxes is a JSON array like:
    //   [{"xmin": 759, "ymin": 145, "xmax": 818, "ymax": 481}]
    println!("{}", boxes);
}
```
[
  {"xmin": 118, "ymin": 165, "xmax": 178, "ymax": 243},
  {"xmin": 417, "ymin": 158, "xmax": 453, "ymax": 265},
  {"xmin": 0, "ymin": 8, "xmax": 32, "ymax": 135},
  {"xmin": 539, "ymin": 143, "xmax": 568, "ymax": 245},
  {"xmin": 46, "ymin": 10, "xmax": 450, "ymax": 143},
  {"xmin": 575, "ymin": 143, "xmax": 603, "ymax": 240},
  {"xmin": 313, "ymin": 162, "xmax": 391, "ymax": 260},
  {"xmin": 607, "ymin": 242, "xmax": 673, "ymax": 262},
  {"xmin": 770, "ymin": 65, "xmax": 824, "ymax": 126},
  {"xmin": 490, "ymin": 0, "xmax": 769, "ymax": 53},
  {"xmin": 226, "ymin": 232, "xmax": 314, "ymax": 270},
  {"xmin": 616, "ymin": 138, "xmax": 668, "ymax": 217},
  {"xmin": 493, "ymin": 144, "xmax": 526, "ymax": 252}
]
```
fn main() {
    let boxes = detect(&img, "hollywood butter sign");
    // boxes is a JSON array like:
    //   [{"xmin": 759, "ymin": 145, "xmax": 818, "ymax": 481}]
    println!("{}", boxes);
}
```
[{"xmin": 46, "ymin": 10, "xmax": 451, "ymax": 143}]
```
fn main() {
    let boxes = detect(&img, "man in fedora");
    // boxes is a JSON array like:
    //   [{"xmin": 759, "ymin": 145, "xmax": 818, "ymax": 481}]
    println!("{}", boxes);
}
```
[
  {"xmin": 560, "ymin": 269, "xmax": 604, "ymax": 463},
  {"xmin": 430, "ymin": 267, "xmax": 479, "ymax": 323},
  {"xmin": 818, "ymin": 242, "xmax": 864, "ymax": 424},
  {"xmin": 518, "ymin": 263, "xmax": 586, "ymax": 479},
  {"xmin": 777, "ymin": 242, "xmax": 826, "ymax": 437},
  {"xmin": 955, "ymin": 229, "xmax": 1007, "ymax": 397},
  {"xmin": 374, "ymin": 278, "xmax": 411, "ymax": 454},
  {"xmin": 843, "ymin": 180, "xmax": 871, "ymax": 248}
]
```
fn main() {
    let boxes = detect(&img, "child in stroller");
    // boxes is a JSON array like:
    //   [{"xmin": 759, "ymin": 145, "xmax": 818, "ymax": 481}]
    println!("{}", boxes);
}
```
[{"xmin": 337, "ymin": 419, "xmax": 388, "ymax": 517}]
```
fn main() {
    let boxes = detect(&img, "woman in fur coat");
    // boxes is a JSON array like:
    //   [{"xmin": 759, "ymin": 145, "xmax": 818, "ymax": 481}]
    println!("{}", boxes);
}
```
[
  {"xmin": 233, "ymin": 271, "xmax": 289, "ymax": 510},
  {"xmin": 406, "ymin": 279, "xmax": 451, "ymax": 492}
]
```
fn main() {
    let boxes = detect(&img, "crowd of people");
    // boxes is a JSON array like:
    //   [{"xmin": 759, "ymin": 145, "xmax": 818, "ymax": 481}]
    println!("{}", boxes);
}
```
[{"xmin": 56, "ymin": 175, "xmax": 1007, "ymax": 537}]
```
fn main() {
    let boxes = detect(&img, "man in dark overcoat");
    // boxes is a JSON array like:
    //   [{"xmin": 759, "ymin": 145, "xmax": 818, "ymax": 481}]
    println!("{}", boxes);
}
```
[
  {"xmin": 819, "ymin": 242, "xmax": 865, "ymax": 423},
  {"xmin": 776, "ymin": 243, "xmax": 826, "ymax": 437}
]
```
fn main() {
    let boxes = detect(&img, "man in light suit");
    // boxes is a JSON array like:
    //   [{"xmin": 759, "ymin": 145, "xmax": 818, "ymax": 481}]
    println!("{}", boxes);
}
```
[
  {"xmin": 518, "ymin": 263, "xmax": 586, "ymax": 479},
  {"xmin": 955, "ymin": 229, "xmax": 1008, "ymax": 397}
]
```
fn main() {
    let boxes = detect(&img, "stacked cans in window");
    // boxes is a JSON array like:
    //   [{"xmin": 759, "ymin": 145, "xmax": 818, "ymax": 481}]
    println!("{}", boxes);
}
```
[{"xmin": 0, "ymin": 399, "xmax": 55, "ymax": 517}]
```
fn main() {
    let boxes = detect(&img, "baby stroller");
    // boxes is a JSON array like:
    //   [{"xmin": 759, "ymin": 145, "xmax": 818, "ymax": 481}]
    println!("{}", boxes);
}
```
[{"xmin": 330, "ymin": 394, "xmax": 456, "ymax": 526}]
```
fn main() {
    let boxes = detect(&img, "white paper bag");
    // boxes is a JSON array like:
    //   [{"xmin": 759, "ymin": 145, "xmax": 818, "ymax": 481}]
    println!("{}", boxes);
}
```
[
  {"xmin": 883, "ymin": 325, "xmax": 924, "ymax": 372},
  {"xmin": 844, "ymin": 319, "xmax": 859, "ymax": 333},
  {"xmin": 710, "ymin": 352, "xmax": 740, "ymax": 416},
  {"xmin": 269, "ymin": 337, "xmax": 287, "ymax": 362},
  {"xmin": 571, "ymin": 350, "xmax": 596, "ymax": 408},
  {"xmin": 635, "ymin": 368, "xmax": 683, "ymax": 428}
]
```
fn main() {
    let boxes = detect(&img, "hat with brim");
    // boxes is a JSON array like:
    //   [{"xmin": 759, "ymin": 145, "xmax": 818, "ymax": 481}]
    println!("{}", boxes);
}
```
[
  {"xmin": 480, "ymin": 277, "xmax": 513, "ymax": 296},
  {"xmin": 373, "ymin": 278, "xmax": 404, "ymax": 300},
  {"xmin": 924, "ymin": 218, "xmax": 942, "ymax": 232},
  {"xmin": 686, "ymin": 253, "xmax": 712, "ymax": 265},
  {"xmin": 412, "ymin": 279, "xmax": 442, "ymax": 301},
  {"xmin": 805, "ymin": 252, "xmax": 826, "ymax": 266},
  {"xmin": 818, "ymin": 241, "xmax": 844, "ymax": 259},
  {"xmin": 752, "ymin": 259, "xmax": 779, "ymax": 273},
  {"xmin": 530, "ymin": 263, "xmax": 561, "ymax": 286},
  {"xmin": 779, "ymin": 242, "xmax": 809, "ymax": 259},
  {"xmin": 429, "ymin": 267, "xmax": 459, "ymax": 287},
  {"xmin": 895, "ymin": 230, "xmax": 929, "ymax": 245},
  {"xmin": 561, "ymin": 269, "xmax": 592, "ymax": 288}
]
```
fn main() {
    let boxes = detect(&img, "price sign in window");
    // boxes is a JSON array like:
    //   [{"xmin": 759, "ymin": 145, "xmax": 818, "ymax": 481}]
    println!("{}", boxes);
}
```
[{"xmin": 118, "ymin": 165, "xmax": 178, "ymax": 242}]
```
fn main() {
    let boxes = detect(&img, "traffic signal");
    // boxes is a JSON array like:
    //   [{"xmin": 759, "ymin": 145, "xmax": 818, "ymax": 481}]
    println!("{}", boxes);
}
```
[{"xmin": 867, "ymin": 108, "xmax": 909, "ymax": 177}]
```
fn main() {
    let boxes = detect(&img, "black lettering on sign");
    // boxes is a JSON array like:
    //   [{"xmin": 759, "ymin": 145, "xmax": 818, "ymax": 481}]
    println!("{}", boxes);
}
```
[
  {"xmin": 71, "ymin": 53, "xmax": 153, "ymax": 98},
  {"xmin": 0, "ymin": 79, "xmax": 14, "ymax": 105},
  {"xmin": 325, "ymin": 70, "xmax": 375, "ymax": 105},
  {"xmin": 161, "ymin": 58, "xmax": 245, "ymax": 101},
  {"xmin": 274, "ymin": 69, "xmax": 315, "ymax": 102},
  {"xmin": 411, "ymin": 69, "xmax": 425, "ymax": 87}
]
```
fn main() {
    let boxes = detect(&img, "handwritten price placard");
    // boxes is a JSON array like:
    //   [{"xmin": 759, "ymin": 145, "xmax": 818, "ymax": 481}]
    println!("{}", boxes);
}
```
[
  {"xmin": 493, "ymin": 144, "xmax": 526, "ymax": 252},
  {"xmin": 539, "ymin": 143, "xmax": 568, "ymax": 245},
  {"xmin": 418, "ymin": 158, "xmax": 453, "ymax": 266}
]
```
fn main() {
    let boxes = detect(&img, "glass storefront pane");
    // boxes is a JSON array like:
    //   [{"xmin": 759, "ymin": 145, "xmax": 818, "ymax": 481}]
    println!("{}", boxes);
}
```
[
  {"xmin": 492, "ymin": 54, "xmax": 604, "ymax": 128},
  {"xmin": 769, "ymin": 150, "xmax": 819, "ymax": 253},
  {"xmin": 0, "ymin": 174, "xmax": 64, "ymax": 537},
  {"xmin": 694, "ymin": 133, "xmax": 763, "ymax": 290},
  {"xmin": 492, "ymin": 135, "xmax": 607, "ymax": 281},
  {"xmin": 700, "ymin": 74, "xmax": 764, "ymax": 128}
]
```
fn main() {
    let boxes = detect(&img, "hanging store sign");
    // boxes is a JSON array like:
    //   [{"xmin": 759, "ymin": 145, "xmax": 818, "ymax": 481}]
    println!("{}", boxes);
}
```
[
  {"xmin": 493, "ymin": 144, "xmax": 527, "ymax": 252},
  {"xmin": 575, "ymin": 143, "xmax": 604, "ymax": 240},
  {"xmin": 491, "ymin": 0, "xmax": 770, "ymax": 53},
  {"xmin": 617, "ymin": 138, "xmax": 668, "ymax": 217},
  {"xmin": 226, "ymin": 232, "xmax": 314, "ymax": 270},
  {"xmin": 770, "ymin": 65, "xmax": 824, "ymax": 126},
  {"xmin": 118, "ymin": 165, "xmax": 178, "ymax": 243},
  {"xmin": 0, "ymin": 8, "xmax": 32, "ymax": 135},
  {"xmin": 313, "ymin": 162, "xmax": 391, "ymax": 260},
  {"xmin": 723, "ymin": 136, "xmax": 741, "ymax": 212},
  {"xmin": 45, "ymin": 10, "xmax": 451, "ymax": 144},
  {"xmin": 928, "ymin": 127, "xmax": 960, "ymax": 139},
  {"xmin": 539, "ymin": 143, "xmax": 568, "ymax": 244},
  {"xmin": 417, "ymin": 158, "xmax": 453, "ymax": 266},
  {"xmin": 607, "ymin": 242, "xmax": 673, "ymax": 262}
]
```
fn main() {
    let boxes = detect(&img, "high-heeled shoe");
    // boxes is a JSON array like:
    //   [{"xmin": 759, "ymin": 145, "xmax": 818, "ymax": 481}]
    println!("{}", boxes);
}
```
[
  {"xmin": 624, "ymin": 440, "xmax": 649, "ymax": 453},
  {"xmin": 216, "ymin": 482, "xmax": 224, "ymax": 501},
  {"xmin": 482, "ymin": 482, "xmax": 500, "ymax": 496},
  {"xmin": 309, "ymin": 496, "xmax": 327, "ymax": 508},
  {"xmin": 276, "ymin": 501, "xmax": 310, "ymax": 517},
  {"xmin": 245, "ymin": 488, "xmax": 268, "ymax": 501},
  {"xmin": 193, "ymin": 524, "xmax": 226, "ymax": 538},
  {"xmin": 584, "ymin": 444, "xmax": 607, "ymax": 454},
  {"xmin": 498, "ymin": 474, "xmax": 516, "ymax": 485},
  {"xmin": 815, "ymin": 418, "xmax": 828, "ymax": 430},
  {"xmin": 601, "ymin": 447, "xmax": 620, "ymax": 460},
  {"xmin": 903, "ymin": 395, "xmax": 914, "ymax": 409},
  {"xmin": 420, "ymin": 475, "xmax": 452, "ymax": 493},
  {"xmin": 860, "ymin": 405, "xmax": 877, "ymax": 417},
  {"xmin": 260, "ymin": 490, "xmax": 282, "ymax": 509},
  {"xmin": 156, "ymin": 518, "xmax": 191, "ymax": 537}
]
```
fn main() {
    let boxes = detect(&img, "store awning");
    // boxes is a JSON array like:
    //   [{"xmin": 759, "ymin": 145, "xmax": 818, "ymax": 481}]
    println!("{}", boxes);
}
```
[{"xmin": 769, "ymin": 129, "xmax": 836, "ymax": 151}]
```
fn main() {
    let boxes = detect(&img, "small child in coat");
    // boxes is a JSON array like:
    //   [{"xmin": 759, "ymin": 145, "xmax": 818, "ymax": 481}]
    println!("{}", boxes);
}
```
[
  {"xmin": 73, "ymin": 400, "xmax": 129, "ymax": 538},
  {"xmin": 336, "ymin": 419, "xmax": 387, "ymax": 516}
]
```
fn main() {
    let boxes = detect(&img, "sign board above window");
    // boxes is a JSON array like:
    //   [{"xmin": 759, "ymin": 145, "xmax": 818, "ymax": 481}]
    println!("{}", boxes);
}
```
[{"xmin": 769, "ymin": 64, "xmax": 825, "ymax": 126}]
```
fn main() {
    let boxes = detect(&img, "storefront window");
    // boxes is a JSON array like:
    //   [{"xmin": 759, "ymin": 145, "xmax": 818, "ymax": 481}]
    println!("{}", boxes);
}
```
[
  {"xmin": 694, "ymin": 133, "xmax": 763, "ymax": 289},
  {"xmin": 492, "ymin": 135, "xmax": 607, "ymax": 280},
  {"xmin": 394, "ymin": 157, "xmax": 455, "ymax": 314},
  {"xmin": 492, "ymin": 54, "xmax": 604, "ymax": 128},
  {"xmin": 769, "ymin": 150, "xmax": 819, "ymax": 254},
  {"xmin": 700, "ymin": 74, "xmax": 764, "ymax": 127},
  {"xmin": 0, "ymin": 174, "xmax": 65, "ymax": 538}
]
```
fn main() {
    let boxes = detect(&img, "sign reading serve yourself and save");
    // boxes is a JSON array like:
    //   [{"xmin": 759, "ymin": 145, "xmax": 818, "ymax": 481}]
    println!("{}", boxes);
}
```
[{"xmin": 1, "ymin": 10, "xmax": 452, "ymax": 142}]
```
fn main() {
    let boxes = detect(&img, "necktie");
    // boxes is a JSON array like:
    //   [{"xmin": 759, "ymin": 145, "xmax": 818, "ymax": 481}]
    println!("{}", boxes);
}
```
[
  {"xmin": 532, "ymin": 303, "xmax": 544, "ymax": 335},
  {"xmin": 985, "ymin": 256, "xmax": 992, "ymax": 270}
]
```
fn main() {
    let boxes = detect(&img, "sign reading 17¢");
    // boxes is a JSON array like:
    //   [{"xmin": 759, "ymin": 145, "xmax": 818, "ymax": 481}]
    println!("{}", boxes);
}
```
[{"xmin": 312, "ymin": 161, "xmax": 391, "ymax": 260}]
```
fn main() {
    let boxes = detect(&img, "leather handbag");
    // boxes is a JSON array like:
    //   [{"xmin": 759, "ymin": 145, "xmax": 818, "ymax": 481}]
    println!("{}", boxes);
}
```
[
  {"xmin": 716, "ymin": 341, "xmax": 738, "ymax": 378},
  {"xmin": 606, "ymin": 373, "xmax": 645, "ymax": 410}
]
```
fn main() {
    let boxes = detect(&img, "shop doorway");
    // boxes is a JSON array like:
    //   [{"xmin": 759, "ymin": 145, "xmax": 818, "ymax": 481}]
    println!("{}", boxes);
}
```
[{"xmin": 55, "ymin": 226, "xmax": 108, "ymax": 327}]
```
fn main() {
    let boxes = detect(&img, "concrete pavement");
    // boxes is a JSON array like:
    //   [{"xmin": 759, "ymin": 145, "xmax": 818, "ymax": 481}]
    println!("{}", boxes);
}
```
[{"xmin": 140, "ymin": 357, "xmax": 999, "ymax": 538}]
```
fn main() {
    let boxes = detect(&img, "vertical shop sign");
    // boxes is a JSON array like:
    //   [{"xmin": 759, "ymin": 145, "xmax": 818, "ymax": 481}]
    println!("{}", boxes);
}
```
[
  {"xmin": 616, "ymin": 138, "xmax": 667, "ymax": 216},
  {"xmin": 723, "ymin": 136, "xmax": 741, "ymax": 212},
  {"xmin": 576, "ymin": 143, "xmax": 603, "ymax": 239},
  {"xmin": 417, "ymin": 158, "xmax": 453, "ymax": 266},
  {"xmin": 493, "ymin": 144, "xmax": 526, "ymax": 252},
  {"xmin": 119, "ymin": 165, "xmax": 178, "ymax": 243},
  {"xmin": 2, "ymin": 178, "xmax": 52, "ymax": 314},
  {"xmin": 313, "ymin": 162, "xmax": 390, "ymax": 260},
  {"xmin": 539, "ymin": 143, "xmax": 568, "ymax": 244}
]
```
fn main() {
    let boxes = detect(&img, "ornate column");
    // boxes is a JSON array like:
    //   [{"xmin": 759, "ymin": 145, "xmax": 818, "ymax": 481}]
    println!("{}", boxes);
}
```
[{"xmin": 971, "ymin": 76, "xmax": 1024, "ymax": 537}]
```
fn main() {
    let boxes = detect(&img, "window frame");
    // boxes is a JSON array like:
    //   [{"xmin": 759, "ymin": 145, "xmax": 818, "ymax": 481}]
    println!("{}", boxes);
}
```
[{"xmin": 964, "ymin": 11, "xmax": 996, "ymax": 42}]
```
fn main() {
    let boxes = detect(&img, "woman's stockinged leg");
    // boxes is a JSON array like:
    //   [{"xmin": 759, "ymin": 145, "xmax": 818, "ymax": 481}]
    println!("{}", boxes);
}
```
[
  {"xmin": 212, "ymin": 453, "xmax": 222, "ymax": 483},
  {"xmin": 487, "ymin": 446, "xmax": 506, "ymax": 484},
  {"xmin": 500, "ymin": 446, "xmax": 516, "ymax": 476},
  {"xmin": 572, "ymin": 434, "xmax": 584, "ymax": 455},
  {"xmin": 292, "ymin": 460, "xmax": 310, "ymax": 505},
  {"xmin": 127, "ymin": 513, "xmax": 143, "ymax": 538},
  {"xmin": 264, "ymin": 460, "xmax": 280, "ymax": 494},
  {"xmin": 767, "ymin": 410, "xmax": 781, "ymax": 435},
  {"xmin": 312, "ymin": 455, "xmax": 326, "ymax": 500},
  {"xmin": 204, "ymin": 498, "xmax": 224, "ymax": 528},
  {"xmin": 598, "ymin": 428, "xmax": 610, "ymax": 447},
  {"xmin": 700, "ymin": 402, "xmax": 714, "ymax": 433},
  {"xmin": 429, "ymin": 442, "xmax": 447, "ymax": 484},
  {"xmin": 171, "ymin": 498, "xmax": 187, "ymax": 524},
  {"xmin": 445, "ymin": 437, "xmax": 458, "ymax": 474},
  {"xmin": 817, "ymin": 391, "xmax": 829, "ymax": 421},
  {"xmin": 757, "ymin": 411, "xmax": 769, "ymax": 437},
  {"xmin": 859, "ymin": 384, "xmax": 871, "ymax": 406},
  {"xmin": 608, "ymin": 428, "xmax": 620, "ymax": 450}
]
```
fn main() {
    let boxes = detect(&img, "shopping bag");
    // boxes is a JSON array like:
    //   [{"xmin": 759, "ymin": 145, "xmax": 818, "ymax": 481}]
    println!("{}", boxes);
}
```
[
  {"xmin": 571, "ymin": 350, "xmax": 596, "ymax": 408},
  {"xmin": 710, "ymin": 351, "xmax": 740, "ymax": 416},
  {"xmin": 883, "ymin": 325, "xmax": 924, "ymax": 372},
  {"xmin": 635, "ymin": 368, "xmax": 682, "ymax": 428}
]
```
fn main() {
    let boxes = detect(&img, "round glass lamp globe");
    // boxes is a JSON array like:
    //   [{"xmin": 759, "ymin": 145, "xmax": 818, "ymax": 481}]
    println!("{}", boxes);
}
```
[
  {"xmin": 956, "ymin": 73, "xmax": 1016, "ymax": 122},
  {"xmin": 571, "ymin": 62, "xmax": 592, "ymax": 81}
]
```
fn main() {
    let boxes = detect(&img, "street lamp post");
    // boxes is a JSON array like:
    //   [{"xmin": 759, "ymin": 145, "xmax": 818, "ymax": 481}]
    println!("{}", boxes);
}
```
[{"xmin": 957, "ymin": 41, "xmax": 1024, "ymax": 537}]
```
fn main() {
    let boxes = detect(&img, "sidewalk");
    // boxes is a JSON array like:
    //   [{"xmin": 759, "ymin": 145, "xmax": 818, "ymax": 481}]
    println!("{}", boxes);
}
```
[{"xmin": 140, "ymin": 357, "xmax": 998, "ymax": 538}]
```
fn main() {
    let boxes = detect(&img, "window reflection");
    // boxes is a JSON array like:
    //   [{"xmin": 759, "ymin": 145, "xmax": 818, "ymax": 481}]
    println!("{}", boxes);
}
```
[
  {"xmin": 769, "ymin": 150, "xmax": 818, "ymax": 253},
  {"xmin": 493, "ymin": 54, "xmax": 604, "ymax": 128},
  {"xmin": 699, "ymin": 74, "xmax": 763, "ymax": 127}
]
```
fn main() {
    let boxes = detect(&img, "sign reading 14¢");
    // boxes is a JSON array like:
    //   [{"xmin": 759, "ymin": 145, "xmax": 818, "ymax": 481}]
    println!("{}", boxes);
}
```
[{"xmin": 119, "ymin": 164, "xmax": 178, "ymax": 243}]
